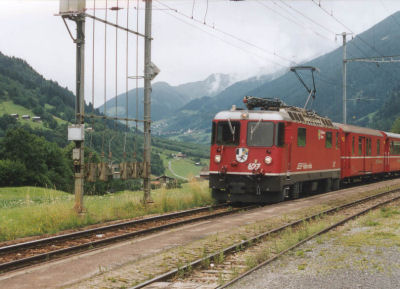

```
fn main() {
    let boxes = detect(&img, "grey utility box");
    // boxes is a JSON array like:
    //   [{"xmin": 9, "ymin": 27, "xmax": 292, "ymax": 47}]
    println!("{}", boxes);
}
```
[
  {"xmin": 68, "ymin": 124, "xmax": 85, "ymax": 141},
  {"xmin": 59, "ymin": 0, "xmax": 86, "ymax": 14}
]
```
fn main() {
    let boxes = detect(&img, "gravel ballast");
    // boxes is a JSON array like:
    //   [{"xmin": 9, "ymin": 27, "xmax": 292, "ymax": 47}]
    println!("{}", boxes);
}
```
[{"xmin": 228, "ymin": 203, "xmax": 400, "ymax": 289}]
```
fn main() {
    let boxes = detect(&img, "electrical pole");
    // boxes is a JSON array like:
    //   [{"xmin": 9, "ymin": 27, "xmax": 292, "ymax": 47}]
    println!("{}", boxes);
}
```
[
  {"xmin": 341, "ymin": 32, "xmax": 347, "ymax": 124},
  {"xmin": 60, "ymin": 1, "xmax": 86, "ymax": 214},
  {"xmin": 74, "ymin": 14, "xmax": 86, "ymax": 213},
  {"xmin": 143, "ymin": 0, "xmax": 153, "ymax": 203}
]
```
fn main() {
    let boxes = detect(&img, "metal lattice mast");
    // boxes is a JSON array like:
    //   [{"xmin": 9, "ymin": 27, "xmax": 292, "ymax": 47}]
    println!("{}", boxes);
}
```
[
  {"xmin": 143, "ymin": 0, "xmax": 153, "ymax": 203},
  {"xmin": 75, "ymin": 14, "xmax": 85, "ymax": 213},
  {"xmin": 59, "ymin": 1, "xmax": 86, "ymax": 213},
  {"xmin": 342, "ymin": 32, "xmax": 348, "ymax": 125}
]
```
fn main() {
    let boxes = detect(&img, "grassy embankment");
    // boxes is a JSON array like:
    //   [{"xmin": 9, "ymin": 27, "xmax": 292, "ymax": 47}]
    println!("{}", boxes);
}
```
[
  {"xmin": 0, "ymin": 181, "xmax": 212, "ymax": 242},
  {"xmin": 0, "ymin": 101, "xmax": 66, "ymax": 128},
  {"xmin": 158, "ymin": 150, "xmax": 209, "ymax": 180}
]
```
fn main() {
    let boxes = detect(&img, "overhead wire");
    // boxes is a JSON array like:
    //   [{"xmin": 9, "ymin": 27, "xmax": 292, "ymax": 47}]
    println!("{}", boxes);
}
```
[
  {"xmin": 379, "ymin": 0, "xmax": 400, "ymax": 29},
  {"xmin": 154, "ymin": 1, "xmax": 342, "ymax": 88},
  {"xmin": 255, "ymin": 0, "xmax": 333, "ymax": 43},
  {"xmin": 154, "ymin": 0, "xmax": 295, "ymax": 65},
  {"xmin": 134, "ymin": 0, "xmax": 139, "ymax": 160},
  {"xmin": 204, "ymin": 0, "xmax": 209, "ymax": 24},
  {"xmin": 115, "ymin": 0, "xmax": 119, "ymax": 126},
  {"xmin": 102, "ymin": 0, "xmax": 108, "ymax": 159},
  {"xmin": 277, "ymin": 0, "xmax": 336, "ymax": 35},
  {"xmin": 309, "ymin": 0, "xmax": 384, "ymax": 57},
  {"xmin": 191, "ymin": 0, "xmax": 196, "ymax": 19},
  {"xmin": 153, "ymin": 2, "xmax": 288, "ymax": 69},
  {"xmin": 90, "ymin": 0, "xmax": 96, "ymax": 153},
  {"xmin": 310, "ymin": 0, "xmax": 400, "ymax": 94},
  {"xmin": 124, "ymin": 0, "xmax": 129, "ymax": 158}
]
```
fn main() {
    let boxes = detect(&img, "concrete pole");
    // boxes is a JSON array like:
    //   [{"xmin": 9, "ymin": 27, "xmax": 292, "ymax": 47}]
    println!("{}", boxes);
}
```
[
  {"xmin": 143, "ymin": 0, "xmax": 153, "ymax": 203},
  {"xmin": 342, "ymin": 32, "xmax": 347, "ymax": 124},
  {"xmin": 74, "ymin": 14, "xmax": 85, "ymax": 213}
]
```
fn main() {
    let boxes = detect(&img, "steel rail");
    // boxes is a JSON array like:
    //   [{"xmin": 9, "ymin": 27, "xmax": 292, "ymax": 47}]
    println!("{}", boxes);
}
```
[
  {"xmin": 0, "ymin": 204, "xmax": 228, "ymax": 254},
  {"xmin": 220, "ymin": 192, "xmax": 400, "ymax": 288},
  {"xmin": 0, "ymin": 204, "xmax": 258, "ymax": 273},
  {"xmin": 130, "ymin": 188, "xmax": 400, "ymax": 289}
]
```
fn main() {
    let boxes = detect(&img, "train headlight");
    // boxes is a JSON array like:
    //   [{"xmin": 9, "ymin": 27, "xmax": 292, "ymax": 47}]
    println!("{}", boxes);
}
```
[
  {"xmin": 264, "ymin": 156, "xmax": 272, "ymax": 165},
  {"xmin": 215, "ymin": 155, "xmax": 221, "ymax": 163}
]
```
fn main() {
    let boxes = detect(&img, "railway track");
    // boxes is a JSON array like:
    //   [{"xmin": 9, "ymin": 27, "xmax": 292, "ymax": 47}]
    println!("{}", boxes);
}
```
[
  {"xmin": 0, "ymin": 203, "xmax": 257, "ymax": 274},
  {"xmin": 133, "ymin": 188, "xmax": 400, "ymax": 289}
]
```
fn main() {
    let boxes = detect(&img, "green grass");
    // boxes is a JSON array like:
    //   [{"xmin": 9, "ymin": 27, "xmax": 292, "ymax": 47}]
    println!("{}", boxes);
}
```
[
  {"xmin": 168, "ymin": 158, "xmax": 208, "ymax": 179},
  {"xmin": 0, "ymin": 100, "xmax": 67, "ymax": 128},
  {"xmin": 158, "ymin": 152, "xmax": 208, "ymax": 180},
  {"xmin": 0, "ymin": 182, "xmax": 212, "ymax": 242}
]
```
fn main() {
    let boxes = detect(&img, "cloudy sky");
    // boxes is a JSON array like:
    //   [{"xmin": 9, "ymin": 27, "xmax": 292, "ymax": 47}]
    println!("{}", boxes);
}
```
[{"xmin": 0, "ymin": 0, "xmax": 399, "ymax": 107}]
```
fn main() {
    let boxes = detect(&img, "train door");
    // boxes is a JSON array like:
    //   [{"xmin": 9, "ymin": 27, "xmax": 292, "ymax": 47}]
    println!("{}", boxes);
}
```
[
  {"xmin": 384, "ymin": 139, "xmax": 390, "ymax": 172},
  {"xmin": 342, "ymin": 133, "xmax": 351, "ymax": 178},
  {"xmin": 358, "ymin": 136, "xmax": 366, "ymax": 173},
  {"xmin": 284, "ymin": 122, "xmax": 294, "ymax": 174}
]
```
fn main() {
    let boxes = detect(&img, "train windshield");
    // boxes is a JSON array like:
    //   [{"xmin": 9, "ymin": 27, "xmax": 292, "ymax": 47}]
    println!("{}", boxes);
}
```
[
  {"xmin": 215, "ymin": 121, "xmax": 240, "ymax": 146},
  {"xmin": 247, "ymin": 121, "xmax": 274, "ymax": 147}
]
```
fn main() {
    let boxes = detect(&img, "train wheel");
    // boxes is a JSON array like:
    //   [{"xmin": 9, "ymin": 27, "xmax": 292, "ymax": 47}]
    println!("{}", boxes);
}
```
[
  {"xmin": 268, "ymin": 189, "xmax": 285, "ymax": 203},
  {"xmin": 319, "ymin": 178, "xmax": 332, "ymax": 193},
  {"xmin": 332, "ymin": 178, "xmax": 340, "ymax": 191},
  {"xmin": 211, "ymin": 189, "xmax": 228, "ymax": 204},
  {"xmin": 289, "ymin": 183, "xmax": 300, "ymax": 199}
]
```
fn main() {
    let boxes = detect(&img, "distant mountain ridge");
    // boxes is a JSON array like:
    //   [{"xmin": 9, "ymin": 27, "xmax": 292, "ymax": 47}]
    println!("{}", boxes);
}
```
[
  {"xmin": 98, "ymin": 73, "xmax": 237, "ymax": 121},
  {"xmin": 155, "ymin": 11, "xmax": 400, "ymax": 143}
]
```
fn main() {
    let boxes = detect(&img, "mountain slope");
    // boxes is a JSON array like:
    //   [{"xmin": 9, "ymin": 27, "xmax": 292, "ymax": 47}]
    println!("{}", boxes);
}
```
[
  {"xmin": 98, "ymin": 73, "xmax": 237, "ymax": 121},
  {"xmin": 0, "ymin": 51, "xmax": 77, "ymax": 126},
  {"xmin": 158, "ymin": 11, "xmax": 400, "ymax": 142}
]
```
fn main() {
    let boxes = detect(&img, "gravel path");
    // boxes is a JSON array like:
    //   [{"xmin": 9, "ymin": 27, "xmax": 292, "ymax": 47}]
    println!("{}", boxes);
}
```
[
  {"xmin": 229, "ymin": 203, "xmax": 400, "ymax": 289},
  {"xmin": 168, "ymin": 160, "xmax": 188, "ymax": 180}
]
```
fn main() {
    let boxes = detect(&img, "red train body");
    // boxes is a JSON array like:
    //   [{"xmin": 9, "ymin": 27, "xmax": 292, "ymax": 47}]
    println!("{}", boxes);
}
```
[{"xmin": 209, "ymin": 98, "xmax": 400, "ymax": 203}]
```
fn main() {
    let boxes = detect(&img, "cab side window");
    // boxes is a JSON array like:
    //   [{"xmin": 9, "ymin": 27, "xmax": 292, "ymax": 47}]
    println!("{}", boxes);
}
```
[
  {"xmin": 297, "ymin": 128, "xmax": 306, "ymax": 147},
  {"xmin": 326, "ymin": 132, "xmax": 332, "ymax": 148}
]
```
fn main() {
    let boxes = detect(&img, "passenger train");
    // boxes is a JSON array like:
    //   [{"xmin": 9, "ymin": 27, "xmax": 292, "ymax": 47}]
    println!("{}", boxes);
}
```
[{"xmin": 209, "ymin": 96, "xmax": 400, "ymax": 203}]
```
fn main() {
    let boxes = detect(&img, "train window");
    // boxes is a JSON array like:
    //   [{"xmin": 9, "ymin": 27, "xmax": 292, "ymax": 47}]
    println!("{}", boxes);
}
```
[
  {"xmin": 336, "ymin": 132, "xmax": 339, "ymax": 149},
  {"xmin": 216, "ymin": 121, "xmax": 240, "ymax": 146},
  {"xmin": 393, "ymin": 141, "xmax": 400, "ymax": 154},
  {"xmin": 352, "ymin": 136, "xmax": 355, "ymax": 155},
  {"xmin": 276, "ymin": 122, "xmax": 285, "ymax": 147},
  {"xmin": 366, "ymin": 138, "xmax": 371, "ymax": 156},
  {"xmin": 326, "ymin": 132, "xmax": 332, "ymax": 148},
  {"xmin": 377, "ymin": 139, "xmax": 381, "ymax": 155},
  {"xmin": 247, "ymin": 121, "xmax": 274, "ymax": 147},
  {"xmin": 297, "ymin": 128, "xmax": 306, "ymax": 147},
  {"xmin": 211, "ymin": 122, "xmax": 216, "ymax": 144},
  {"xmin": 358, "ymin": 137, "xmax": 363, "ymax": 156},
  {"xmin": 368, "ymin": 138, "xmax": 372, "ymax": 155}
]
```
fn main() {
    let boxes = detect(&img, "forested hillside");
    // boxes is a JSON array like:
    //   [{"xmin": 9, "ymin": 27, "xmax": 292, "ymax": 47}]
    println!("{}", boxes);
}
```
[{"xmin": 0, "ymin": 52, "xmax": 209, "ymax": 192}]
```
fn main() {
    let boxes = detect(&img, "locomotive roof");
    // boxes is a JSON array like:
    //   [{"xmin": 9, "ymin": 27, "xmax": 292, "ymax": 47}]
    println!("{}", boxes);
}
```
[
  {"xmin": 214, "ymin": 110, "xmax": 291, "ymax": 121},
  {"xmin": 333, "ymin": 123, "xmax": 384, "ymax": 137},
  {"xmin": 384, "ymin": 132, "xmax": 400, "ymax": 139},
  {"xmin": 214, "ymin": 107, "xmax": 335, "ymax": 128}
]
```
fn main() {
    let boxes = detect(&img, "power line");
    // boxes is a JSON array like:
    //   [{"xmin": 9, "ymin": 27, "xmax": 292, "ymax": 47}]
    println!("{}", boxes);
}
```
[
  {"xmin": 154, "ymin": 0, "xmax": 295, "ymax": 65},
  {"xmin": 255, "ymin": 0, "xmax": 333, "ymax": 43},
  {"xmin": 153, "ymin": 3, "xmax": 287, "ymax": 69},
  {"xmin": 379, "ymin": 0, "xmax": 400, "ymax": 29},
  {"xmin": 278, "ymin": 0, "xmax": 336, "ymax": 35},
  {"xmin": 309, "ymin": 0, "xmax": 384, "ymax": 57}
]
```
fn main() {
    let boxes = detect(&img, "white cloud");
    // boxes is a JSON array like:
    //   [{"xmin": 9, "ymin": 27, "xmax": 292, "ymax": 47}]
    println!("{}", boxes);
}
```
[{"xmin": 0, "ymin": 0, "xmax": 399, "ymax": 107}]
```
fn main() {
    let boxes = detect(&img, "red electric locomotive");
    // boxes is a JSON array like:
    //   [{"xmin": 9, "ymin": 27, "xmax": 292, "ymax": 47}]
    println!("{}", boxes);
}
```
[
  {"xmin": 209, "ymin": 97, "xmax": 341, "ymax": 203},
  {"xmin": 209, "ymin": 96, "xmax": 400, "ymax": 203}
]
